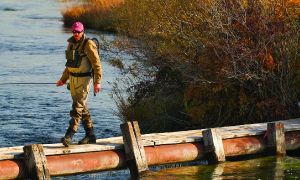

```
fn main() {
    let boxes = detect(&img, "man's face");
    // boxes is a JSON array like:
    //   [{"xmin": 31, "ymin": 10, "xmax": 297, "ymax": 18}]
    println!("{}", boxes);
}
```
[{"xmin": 72, "ymin": 30, "xmax": 83, "ymax": 41}]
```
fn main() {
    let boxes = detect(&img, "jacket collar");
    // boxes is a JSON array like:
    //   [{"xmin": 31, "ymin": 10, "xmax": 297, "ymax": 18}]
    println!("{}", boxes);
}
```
[{"xmin": 67, "ymin": 34, "xmax": 86, "ymax": 44}]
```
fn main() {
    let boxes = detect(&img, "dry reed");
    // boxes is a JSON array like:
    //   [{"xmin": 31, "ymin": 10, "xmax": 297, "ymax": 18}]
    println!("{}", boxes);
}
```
[{"xmin": 62, "ymin": 0, "xmax": 124, "ymax": 31}]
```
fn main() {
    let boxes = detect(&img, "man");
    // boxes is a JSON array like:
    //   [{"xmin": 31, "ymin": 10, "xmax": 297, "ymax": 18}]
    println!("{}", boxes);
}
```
[{"xmin": 56, "ymin": 22, "xmax": 102, "ymax": 147}]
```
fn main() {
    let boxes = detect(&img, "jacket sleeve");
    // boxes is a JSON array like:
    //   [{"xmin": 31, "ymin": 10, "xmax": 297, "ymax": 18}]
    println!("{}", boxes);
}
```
[
  {"xmin": 85, "ymin": 40, "xmax": 102, "ymax": 84},
  {"xmin": 60, "ymin": 68, "xmax": 70, "ymax": 83}
]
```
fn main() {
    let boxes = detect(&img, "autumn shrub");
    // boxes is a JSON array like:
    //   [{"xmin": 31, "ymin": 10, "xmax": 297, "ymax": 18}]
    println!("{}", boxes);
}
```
[
  {"xmin": 62, "ymin": 0, "xmax": 124, "ymax": 31},
  {"xmin": 109, "ymin": 0, "xmax": 300, "ymax": 132}
]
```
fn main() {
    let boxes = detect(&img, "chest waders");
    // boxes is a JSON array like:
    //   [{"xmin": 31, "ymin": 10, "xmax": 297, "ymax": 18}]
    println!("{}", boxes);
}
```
[
  {"xmin": 61, "ymin": 38, "xmax": 97, "ymax": 147},
  {"xmin": 65, "ymin": 38, "xmax": 99, "ymax": 93}
]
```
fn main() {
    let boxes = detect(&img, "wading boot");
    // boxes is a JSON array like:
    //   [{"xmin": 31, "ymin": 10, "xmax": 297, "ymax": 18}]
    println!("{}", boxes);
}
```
[
  {"xmin": 78, "ymin": 127, "xmax": 96, "ymax": 145},
  {"xmin": 61, "ymin": 128, "xmax": 76, "ymax": 147}
]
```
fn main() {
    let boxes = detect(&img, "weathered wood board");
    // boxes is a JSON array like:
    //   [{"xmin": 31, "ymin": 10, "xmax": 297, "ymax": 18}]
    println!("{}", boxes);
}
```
[
  {"xmin": 0, "ymin": 118, "xmax": 299, "ymax": 160},
  {"xmin": 121, "ymin": 121, "xmax": 149, "ymax": 178}
]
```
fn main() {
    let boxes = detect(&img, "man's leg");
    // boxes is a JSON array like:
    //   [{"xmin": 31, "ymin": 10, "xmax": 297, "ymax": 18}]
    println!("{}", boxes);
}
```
[
  {"xmin": 61, "ymin": 76, "xmax": 87, "ymax": 147},
  {"xmin": 61, "ymin": 128, "xmax": 76, "ymax": 147},
  {"xmin": 78, "ymin": 105, "xmax": 96, "ymax": 144},
  {"xmin": 61, "ymin": 101, "xmax": 83, "ymax": 147}
]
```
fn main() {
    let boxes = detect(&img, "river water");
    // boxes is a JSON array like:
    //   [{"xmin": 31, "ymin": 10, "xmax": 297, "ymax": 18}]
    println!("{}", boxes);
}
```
[
  {"xmin": 1, "ymin": 1, "xmax": 300, "ymax": 180},
  {"xmin": 0, "ymin": 0, "xmax": 130, "ymax": 179}
]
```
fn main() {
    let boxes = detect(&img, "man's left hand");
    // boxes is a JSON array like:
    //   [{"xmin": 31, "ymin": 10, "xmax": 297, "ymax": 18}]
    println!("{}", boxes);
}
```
[{"xmin": 94, "ymin": 83, "xmax": 101, "ymax": 94}]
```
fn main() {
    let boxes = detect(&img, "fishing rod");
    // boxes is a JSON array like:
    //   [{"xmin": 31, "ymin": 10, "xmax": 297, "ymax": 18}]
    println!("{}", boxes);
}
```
[
  {"xmin": 0, "ymin": 83, "xmax": 56, "ymax": 85},
  {"xmin": 0, "ymin": 83, "xmax": 101, "ymax": 96}
]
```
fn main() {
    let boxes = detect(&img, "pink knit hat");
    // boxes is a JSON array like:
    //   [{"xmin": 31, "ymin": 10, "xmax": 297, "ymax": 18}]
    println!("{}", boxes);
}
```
[{"xmin": 71, "ymin": 22, "xmax": 84, "ymax": 32}]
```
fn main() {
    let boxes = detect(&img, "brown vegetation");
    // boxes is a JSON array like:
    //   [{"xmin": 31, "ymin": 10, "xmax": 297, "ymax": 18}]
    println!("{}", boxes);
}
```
[
  {"xmin": 62, "ymin": 0, "xmax": 124, "ymax": 31},
  {"xmin": 110, "ymin": 0, "xmax": 300, "ymax": 132},
  {"xmin": 62, "ymin": 0, "xmax": 300, "ymax": 133}
]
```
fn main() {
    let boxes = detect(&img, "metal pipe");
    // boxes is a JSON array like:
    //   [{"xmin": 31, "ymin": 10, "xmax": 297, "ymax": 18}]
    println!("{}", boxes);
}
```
[
  {"xmin": 0, "ymin": 131, "xmax": 299, "ymax": 179},
  {"xmin": 0, "ymin": 160, "xmax": 26, "ymax": 179},
  {"xmin": 47, "ymin": 150, "xmax": 125, "ymax": 176},
  {"xmin": 145, "ymin": 143, "xmax": 204, "ymax": 166}
]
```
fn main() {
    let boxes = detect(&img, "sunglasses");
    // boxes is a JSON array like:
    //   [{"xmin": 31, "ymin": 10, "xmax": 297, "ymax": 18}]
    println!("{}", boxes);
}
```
[{"xmin": 72, "ymin": 30, "xmax": 82, "ymax": 34}]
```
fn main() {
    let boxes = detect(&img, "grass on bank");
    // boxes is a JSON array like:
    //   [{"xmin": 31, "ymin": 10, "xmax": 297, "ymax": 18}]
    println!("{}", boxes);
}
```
[{"xmin": 62, "ymin": 0, "xmax": 124, "ymax": 31}]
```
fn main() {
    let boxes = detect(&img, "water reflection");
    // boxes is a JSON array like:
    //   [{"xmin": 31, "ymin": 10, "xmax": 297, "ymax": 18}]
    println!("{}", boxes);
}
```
[{"xmin": 141, "ymin": 156, "xmax": 300, "ymax": 180}]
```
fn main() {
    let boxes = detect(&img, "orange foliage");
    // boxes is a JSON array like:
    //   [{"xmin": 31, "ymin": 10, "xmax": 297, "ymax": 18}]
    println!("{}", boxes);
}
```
[
  {"xmin": 62, "ymin": 0, "xmax": 124, "ymax": 29},
  {"xmin": 63, "ymin": 6, "xmax": 87, "ymax": 19},
  {"xmin": 289, "ymin": 0, "xmax": 300, "ymax": 5},
  {"xmin": 263, "ymin": 51, "xmax": 275, "ymax": 70},
  {"xmin": 64, "ymin": 0, "xmax": 124, "ymax": 13}
]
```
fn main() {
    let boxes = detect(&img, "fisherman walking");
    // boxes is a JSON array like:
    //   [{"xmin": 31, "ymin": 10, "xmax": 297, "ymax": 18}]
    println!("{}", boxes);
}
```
[{"xmin": 56, "ymin": 22, "xmax": 102, "ymax": 147}]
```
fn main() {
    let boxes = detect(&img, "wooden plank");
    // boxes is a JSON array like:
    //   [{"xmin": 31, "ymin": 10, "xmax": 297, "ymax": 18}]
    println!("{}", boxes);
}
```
[
  {"xmin": 0, "ymin": 118, "xmax": 299, "ymax": 160},
  {"xmin": 23, "ymin": 144, "xmax": 50, "ymax": 180},
  {"xmin": 121, "ymin": 121, "xmax": 149, "ymax": 179},
  {"xmin": 132, "ymin": 121, "xmax": 148, "ymax": 169},
  {"xmin": 267, "ymin": 122, "xmax": 286, "ymax": 155},
  {"xmin": 203, "ymin": 128, "xmax": 225, "ymax": 163}
]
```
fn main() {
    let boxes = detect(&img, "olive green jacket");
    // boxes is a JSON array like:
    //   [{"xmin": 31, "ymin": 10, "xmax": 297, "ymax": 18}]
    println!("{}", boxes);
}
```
[{"xmin": 59, "ymin": 34, "xmax": 102, "ymax": 84}]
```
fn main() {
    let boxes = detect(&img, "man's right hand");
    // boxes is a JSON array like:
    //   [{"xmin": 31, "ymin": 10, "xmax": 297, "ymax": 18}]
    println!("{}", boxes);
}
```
[{"xmin": 56, "ymin": 80, "xmax": 65, "ymax": 87}]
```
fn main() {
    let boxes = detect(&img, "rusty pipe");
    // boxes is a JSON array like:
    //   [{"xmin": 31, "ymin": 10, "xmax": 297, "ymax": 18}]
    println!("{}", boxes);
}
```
[
  {"xmin": 0, "ymin": 131, "xmax": 299, "ymax": 179},
  {"xmin": 0, "ymin": 160, "xmax": 26, "ymax": 179}
]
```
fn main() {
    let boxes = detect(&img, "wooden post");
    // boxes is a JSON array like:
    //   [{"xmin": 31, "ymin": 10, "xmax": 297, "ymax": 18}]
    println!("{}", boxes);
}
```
[
  {"xmin": 267, "ymin": 122, "xmax": 286, "ymax": 155},
  {"xmin": 23, "ymin": 144, "xmax": 50, "ymax": 180},
  {"xmin": 120, "ymin": 121, "xmax": 149, "ymax": 179},
  {"xmin": 202, "ymin": 128, "xmax": 225, "ymax": 163}
]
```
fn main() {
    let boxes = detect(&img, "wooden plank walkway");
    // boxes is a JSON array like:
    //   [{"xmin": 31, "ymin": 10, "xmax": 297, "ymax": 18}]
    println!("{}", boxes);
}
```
[{"xmin": 0, "ymin": 118, "xmax": 299, "ymax": 160}]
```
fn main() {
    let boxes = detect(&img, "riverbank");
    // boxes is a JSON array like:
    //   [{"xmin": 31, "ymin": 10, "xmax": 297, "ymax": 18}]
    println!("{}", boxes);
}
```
[{"xmin": 62, "ymin": 0, "xmax": 300, "ymax": 134}]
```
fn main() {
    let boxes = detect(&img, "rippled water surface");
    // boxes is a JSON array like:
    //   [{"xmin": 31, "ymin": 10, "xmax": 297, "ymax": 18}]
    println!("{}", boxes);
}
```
[{"xmin": 0, "ymin": 0, "xmax": 129, "ymax": 179}]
